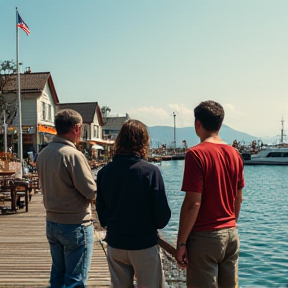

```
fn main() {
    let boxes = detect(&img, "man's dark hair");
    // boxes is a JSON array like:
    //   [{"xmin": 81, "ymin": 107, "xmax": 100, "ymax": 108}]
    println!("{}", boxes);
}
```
[
  {"xmin": 114, "ymin": 119, "xmax": 150, "ymax": 159},
  {"xmin": 55, "ymin": 109, "xmax": 82, "ymax": 135},
  {"xmin": 194, "ymin": 100, "xmax": 224, "ymax": 131}
]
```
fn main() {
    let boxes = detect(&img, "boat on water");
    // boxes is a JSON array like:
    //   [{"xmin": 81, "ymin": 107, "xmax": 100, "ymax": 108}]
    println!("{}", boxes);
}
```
[
  {"xmin": 242, "ymin": 147, "xmax": 288, "ymax": 165},
  {"xmin": 159, "ymin": 153, "xmax": 186, "ymax": 161},
  {"xmin": 241, "ymin": 118, "xmax": 288, "ymax": 165}
]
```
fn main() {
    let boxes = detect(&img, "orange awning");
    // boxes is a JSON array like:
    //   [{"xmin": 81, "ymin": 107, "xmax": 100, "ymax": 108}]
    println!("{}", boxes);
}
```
[{"xmin": 38, "ymin": 124, "xmax": 57, "ymax": 135}]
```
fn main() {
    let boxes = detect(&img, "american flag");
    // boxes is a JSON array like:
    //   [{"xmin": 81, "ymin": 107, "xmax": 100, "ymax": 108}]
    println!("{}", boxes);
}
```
[{"xmin": 17, "ymin": 12, "xmax": 30, "ymax": 35}]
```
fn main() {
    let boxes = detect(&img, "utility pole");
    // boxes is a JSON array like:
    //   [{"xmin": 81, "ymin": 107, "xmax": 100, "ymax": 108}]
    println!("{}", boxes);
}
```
[
  {"xmin": 3, "ymin": 106, "xmax": 8, "ymax": 153},
  {"xmin": 173, "ymin": 112, "xmax": 176, "ymax": 148}
]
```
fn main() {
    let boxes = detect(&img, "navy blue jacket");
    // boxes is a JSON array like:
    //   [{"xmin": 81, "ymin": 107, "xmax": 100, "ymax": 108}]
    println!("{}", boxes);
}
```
[{"xmin": 96, "ymin": 154, "xmax": 171, "ymax": 250}]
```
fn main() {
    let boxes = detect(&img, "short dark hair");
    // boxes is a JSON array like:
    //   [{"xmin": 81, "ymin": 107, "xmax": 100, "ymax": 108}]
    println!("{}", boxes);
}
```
[
  {"xmin": 55, "ymin": 109, "xmax": 82, "ymax": 135},
  {"xmin": 114, "ymin": 119, "xmax": 150, "ymax": 159},
  {"xmin": 194, "ymin": 100, "xmax": 224, "ymax": 131}
]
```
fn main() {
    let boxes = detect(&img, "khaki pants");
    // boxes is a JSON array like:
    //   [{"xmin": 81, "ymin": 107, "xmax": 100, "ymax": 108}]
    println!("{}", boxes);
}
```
[
  {"xmin": 186, "ymin": 227, "xmax": 239, "ymax": 288},
  {"xmin": 107, "ymin": 245, "xmax": 166, "ymax": 288}
]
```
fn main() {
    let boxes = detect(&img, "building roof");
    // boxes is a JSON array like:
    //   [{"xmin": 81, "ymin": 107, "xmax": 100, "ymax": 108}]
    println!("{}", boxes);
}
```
[
  {"xmin": 2, "ymin": 72, "xmax": 59, "ymax": 104},
  {"xmin": 103, "ymin": 114, "xmax": 130, "ymax": 130},
  {"xmin": 57, "ymin": 102, "xmax": 104, "ymax": 125}
]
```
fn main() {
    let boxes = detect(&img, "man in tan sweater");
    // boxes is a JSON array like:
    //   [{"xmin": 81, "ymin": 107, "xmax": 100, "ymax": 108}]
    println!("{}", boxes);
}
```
[{"xmin": 37, "ymin": 109, "xmax": 97, "ymax": 288}]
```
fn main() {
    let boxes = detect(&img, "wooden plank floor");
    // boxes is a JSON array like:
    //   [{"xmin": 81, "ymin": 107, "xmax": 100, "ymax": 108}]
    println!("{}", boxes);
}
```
[{"xmin": 0, "ymin": 194, "xmax": 110, "ymax": 288}]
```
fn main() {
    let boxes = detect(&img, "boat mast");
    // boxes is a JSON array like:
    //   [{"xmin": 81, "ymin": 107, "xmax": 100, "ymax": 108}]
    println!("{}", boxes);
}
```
[{"xmin": 280, "ymin": 117, "xmax": 286, "ymax": 144}]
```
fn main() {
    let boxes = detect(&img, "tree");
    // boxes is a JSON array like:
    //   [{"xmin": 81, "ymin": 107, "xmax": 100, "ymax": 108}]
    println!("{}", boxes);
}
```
[
  {"xmin": 0, "ymin": 60, "xmax": 18, "ymax": 126},
  {"xmin": 101, "ymin": 105, "xmax": 111, "ymax": 117},
  {"xmin": 0, "ymin": 60, "xmax": 16, "ymax": 94},
  {"xmin": 0, "ymin": 60, "xmax": 16, "ymax": 75}
]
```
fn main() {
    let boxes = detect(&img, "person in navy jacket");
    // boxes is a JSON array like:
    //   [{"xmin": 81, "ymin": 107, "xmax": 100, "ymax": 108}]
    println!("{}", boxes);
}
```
[{"xmin": 96, "ymin": 119, "xmax": 171, "ymax": 288}]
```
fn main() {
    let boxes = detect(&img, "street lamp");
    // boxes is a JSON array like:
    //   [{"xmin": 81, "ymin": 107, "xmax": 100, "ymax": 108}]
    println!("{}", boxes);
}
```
[{"xmin": 173, "ymin": 112, "xmax": 176, "ymax": 148}]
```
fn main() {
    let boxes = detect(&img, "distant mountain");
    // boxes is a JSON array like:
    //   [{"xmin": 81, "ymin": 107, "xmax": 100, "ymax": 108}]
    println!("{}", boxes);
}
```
[{"xmin": 148, "ymin": 124, "xmax": 258, "ymax": 148}]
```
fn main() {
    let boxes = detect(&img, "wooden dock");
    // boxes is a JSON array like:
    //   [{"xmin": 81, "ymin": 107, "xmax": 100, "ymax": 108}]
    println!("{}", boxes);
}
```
[{"xmin": 0, "ymin": 194, "xmax": 111, "ymax": 288}]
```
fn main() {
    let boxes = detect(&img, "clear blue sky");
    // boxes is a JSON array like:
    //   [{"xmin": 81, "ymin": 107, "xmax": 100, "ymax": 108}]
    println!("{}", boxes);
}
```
[{"xmin": 1, "ymin": 0, "xmax": 288, "ymax": 138}]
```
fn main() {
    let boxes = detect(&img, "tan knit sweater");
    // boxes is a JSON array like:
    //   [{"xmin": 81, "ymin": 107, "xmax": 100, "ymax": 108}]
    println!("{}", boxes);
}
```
[{"xmin": 37, "ymin": 136, "xmax": 97, "ymax": 224}]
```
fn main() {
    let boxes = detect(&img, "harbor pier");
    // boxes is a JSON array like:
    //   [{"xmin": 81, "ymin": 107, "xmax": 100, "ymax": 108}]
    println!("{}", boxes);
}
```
[
  {"xmin": 0, "ymin": 193, "xmax": 110, "ymax": 287},
  {"xmin": 0, "ymin": 193, "xmax": 185, "ymax": 287}
]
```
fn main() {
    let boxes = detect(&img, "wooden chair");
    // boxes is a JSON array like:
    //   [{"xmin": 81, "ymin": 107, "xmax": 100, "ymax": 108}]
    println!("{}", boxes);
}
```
[
  {"xmin": 10, "ymin": 180, "xmax": 29, "ymax": 212},
  {"xmin": 24, "ymin": 173, "xmax": 41, "ymax": 195},
  {"xmin": 0, "ymin": 179, "xmax": 15, "ymax": 211},
  {"xmin": 30, "ymin": 174, "xmax": 41, "ymax": 194},
  {"xmin": 0, "ymin": 187, "xmax": 10, "ymax": 206}
]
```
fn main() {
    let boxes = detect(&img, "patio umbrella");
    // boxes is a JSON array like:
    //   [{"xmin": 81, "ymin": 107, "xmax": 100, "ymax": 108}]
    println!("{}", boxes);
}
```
[{"xmin": 91, "ymin": 144, "xmax": 104, "ymax": 150}]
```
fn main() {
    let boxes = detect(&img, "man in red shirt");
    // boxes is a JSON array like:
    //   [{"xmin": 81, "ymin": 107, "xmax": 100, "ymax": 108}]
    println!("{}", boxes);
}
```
[{"xmin": 176, "ymin": 100, "xmax": 245, "ymax": 287}]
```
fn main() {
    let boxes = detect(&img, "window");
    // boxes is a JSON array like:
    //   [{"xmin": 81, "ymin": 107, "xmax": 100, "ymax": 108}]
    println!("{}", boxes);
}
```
[
  {"xmin": 267, "ymin": 152, "xmax": 281, "ymax": 157},
  {"xmin": 94, "ymin": 125, "xmax": 98, "ymax": 138},
  {"xmin": 48, "ymin": 105, "xmax": 52, "ymax": 122},
  {"xmin": 42, "ymin": 102, "xmax": 46, "ymax": 120},
  {"xmin": 81, "ymin": 125, "xmax": 86, "ymax": 140}
]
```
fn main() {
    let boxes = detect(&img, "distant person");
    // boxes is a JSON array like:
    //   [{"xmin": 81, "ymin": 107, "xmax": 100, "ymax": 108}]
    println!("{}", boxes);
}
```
[
  {"xmin": 32, "ymin": 144, "xmax": 48, "ymax": 166},
  {"xmin": 232, "ymin": 139, "xmax": 238, "ymax": 150},
  {"xmin": 176, "ymin": 100, "xmax": 245, "ymax": 287},
  {"xmin": 96, "ymin": 119, "xmax": 171, "ymax": 288},
  {"xmin": 37, "ymin": 109, "xmax": 97, "ymax": 288},
  {"xmin": 89, "ymin": 146, "xmax": 98, "ymax": 169},
  {"xmin": 91, "ymin": 147, "xmax": 98, "ymax": 160}
]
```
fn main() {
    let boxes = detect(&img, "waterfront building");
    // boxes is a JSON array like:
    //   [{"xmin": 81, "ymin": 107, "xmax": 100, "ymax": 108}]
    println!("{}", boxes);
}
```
[
  {"xmin": 102, "ymin": 113, "xmax": 130, "ymax": 140},
  {"xmin": 56, "ymin": 102, "xmax": 104, "ymax": 152},
  {"xmin": 0, "ymin": 71, "xmax": 107, "ymax": 160},
  {"xmin": 0, "ymin": 70, "xmax": 130, "ymax": 162},
  {"xmin": 0, "ymin": 71, "xmax": 59, "ymax": 157}
]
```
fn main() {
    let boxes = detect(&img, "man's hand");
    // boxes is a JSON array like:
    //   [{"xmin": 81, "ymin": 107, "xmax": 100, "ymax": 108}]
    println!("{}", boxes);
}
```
[
  {"xmin": 176, "ymin": 245, "xmax": 188, "ymax": 268},
  {"xmin": 176, "ymin": 192, "xmax": 201, "ymax": 269}
]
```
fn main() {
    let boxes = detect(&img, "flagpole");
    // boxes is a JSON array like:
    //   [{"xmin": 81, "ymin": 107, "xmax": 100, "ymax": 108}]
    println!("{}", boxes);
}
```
[{"xmin": 16, "ymin": 7, "xmax": 23, "ymax": 178}]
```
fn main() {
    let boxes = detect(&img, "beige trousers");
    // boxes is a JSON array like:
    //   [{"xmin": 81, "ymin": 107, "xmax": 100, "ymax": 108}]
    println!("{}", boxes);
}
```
[
  {"xmin": 186, "ymin": 227, "xmax": 239, "ymax": 288},
  {"xmin": 107, "ymin": 245, "xmax": 166, "ymax": 288}
]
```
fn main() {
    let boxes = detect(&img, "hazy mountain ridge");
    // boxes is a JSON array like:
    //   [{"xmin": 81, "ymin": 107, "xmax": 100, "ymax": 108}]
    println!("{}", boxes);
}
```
[{"xmin": 148, "ymin": 124, "xmax": 279, "ymax": 148}]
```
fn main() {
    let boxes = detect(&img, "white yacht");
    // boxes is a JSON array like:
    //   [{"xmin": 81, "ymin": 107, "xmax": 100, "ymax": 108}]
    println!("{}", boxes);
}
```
[
  {"xmin": 242, "ymin": 118, "xmax": 288, "ymax": 165},
  {"xmin": 242, "ymin": 147, "xmax": 288, "ymax": 165}
]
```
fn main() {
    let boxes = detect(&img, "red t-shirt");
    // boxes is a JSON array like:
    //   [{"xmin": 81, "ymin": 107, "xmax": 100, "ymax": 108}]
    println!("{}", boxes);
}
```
[{"xmin": 181, "ymin": 142, "xmax": 245, "ymax": 231}]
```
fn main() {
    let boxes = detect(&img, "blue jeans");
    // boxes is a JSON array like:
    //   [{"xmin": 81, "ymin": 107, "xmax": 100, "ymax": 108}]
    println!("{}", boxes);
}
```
[{"xmin": 46, "ymin": 221, "xmax": 94, "ymax": 288}]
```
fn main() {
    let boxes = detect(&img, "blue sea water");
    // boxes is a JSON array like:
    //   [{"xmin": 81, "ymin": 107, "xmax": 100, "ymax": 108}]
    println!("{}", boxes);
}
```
[{"xmin": 158, "ymin": 160, "xmax": 288, "ymax": 287}]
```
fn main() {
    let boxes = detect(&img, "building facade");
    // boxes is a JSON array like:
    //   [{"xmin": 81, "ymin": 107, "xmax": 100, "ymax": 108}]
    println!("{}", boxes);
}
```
[
  {"xmin": 0, "ymin": 72, "xmax": 59, "ymax": 157},
  {"xmin": 56, "ymin": 102, "xmax": 104, "ymax": 152},
  {"xmin": 102, "ymin": 113, "xmax": 130, "ymax": 140}
]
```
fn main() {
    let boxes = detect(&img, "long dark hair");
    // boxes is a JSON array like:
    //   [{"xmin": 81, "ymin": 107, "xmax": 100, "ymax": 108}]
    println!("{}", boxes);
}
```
[{"xmin": 114, "ymin": 119, "xmax": 150, "ymax": 159}]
